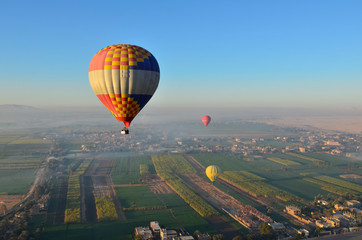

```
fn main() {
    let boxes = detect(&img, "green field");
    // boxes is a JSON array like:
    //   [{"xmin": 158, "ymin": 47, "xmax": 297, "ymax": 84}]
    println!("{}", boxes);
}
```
[
  {"xmin": 26, "ymin": 139, "xmax": 361, "ymax": 240},
  {"xmin": 157, "ymin": 193, "xmax": 216, "ymax": 234},
  {"xmin": 0, "ymin": 169, "xmax": 36, "ymax": 194},
  {"xmin": 116, "ymin": 186, "xmax": 163, "ymax": 209},
  {"xmin": 269, "ymin": 178, "xmax": 332, "ymax": 201},
  {"xmin": 42, "ymin": 221, "xmax": 133, "ymax": 240},
  {"xmin": 302, "ymin": 175, "xmax": 362, "ymax": 197},
  {"xmin": 221, "ymin": 171, "xmax": 300, "ymax": 202},
  {"xmin": 0, "ymin": 143, "xmax": 50, "ymax": 157},
  {"xmin": 313, "ymin": 175, "xmax": 362, "ymax": 193},
  {"xmin": 95, "ymin": 197, "xmax": 118, "ymax": 221},
  {"xmin": 191, "ymin": 153, "xmax": 283, "ymax": 173},
  {"xmin": 152, "ymin": 155, "xmax": 218, "ymax": 217},
  {"xmin": 111, "ymin": 155, "xmax": 153, "ymax": 184},
  {"xmin": 43, "ymin": 206, "xmax": 209, "ymax": 240},
  {"xmin": 44, "ymin": 191, "xmax": 217, "ymax": 240},
  {"xmin": 0, "ymin": 156, "xmax": 43, "ymax": 170},
  {"xmin": 190, "ymin": 152, "xmax": 355, "ymax": 204},
  {"xmin": 0, "ymin": 130, "xmax": 50, "ymax": 195},
  {"xmin": 65, "ymin": 160, "xmax": 92, "ymax": 223},
  {"xmin": 266, "ymin": 157, "xmax": 301, "ymax": 166}
]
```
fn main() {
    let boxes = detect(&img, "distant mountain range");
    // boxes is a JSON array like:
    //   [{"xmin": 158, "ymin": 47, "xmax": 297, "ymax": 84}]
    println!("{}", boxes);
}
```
[{"xmin": 0, "ymin": 104, "xmax": 39, "ymax": 111}]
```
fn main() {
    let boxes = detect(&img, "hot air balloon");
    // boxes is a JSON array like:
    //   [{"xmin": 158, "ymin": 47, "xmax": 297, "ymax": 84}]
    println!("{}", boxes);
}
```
[
  {"xmin": 202, "ymin": 115, "xmax": 211, "ymax": 127},
  {"xmin": 88, "ymin": 44, "xmax": 160, "ymax": 134},
  {"xmin": 205, "ymin": 165, "xmax": 221, "ymax": 182}
]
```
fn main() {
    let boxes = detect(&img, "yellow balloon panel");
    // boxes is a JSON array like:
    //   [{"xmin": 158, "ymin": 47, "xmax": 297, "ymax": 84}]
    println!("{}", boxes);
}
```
[{"xmin": 205, "ymin": 165, "xmax": 221, "ymax": 182}]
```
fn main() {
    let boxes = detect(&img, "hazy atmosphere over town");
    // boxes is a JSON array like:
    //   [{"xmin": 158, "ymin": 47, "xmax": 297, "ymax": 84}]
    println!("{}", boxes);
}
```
[{"xmin": 1, "ymin": 1, "xmax": 362, "ymax": 240}]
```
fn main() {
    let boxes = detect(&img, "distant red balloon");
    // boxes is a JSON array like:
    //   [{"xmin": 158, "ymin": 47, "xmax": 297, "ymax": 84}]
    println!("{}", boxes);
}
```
[{"xmin": 202, "ymin": 115, "xmax": 211, "ymax": 127}]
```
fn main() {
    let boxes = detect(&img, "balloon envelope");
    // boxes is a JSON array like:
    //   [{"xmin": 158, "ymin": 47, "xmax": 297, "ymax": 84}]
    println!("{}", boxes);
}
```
[
  {"xmin": 202, "ymin": 115, "xmax": 211, "ymax": 127},
  {"xmin": 205, "ymin": 165, "xmax": 221, "ymax": 182},
  {"xmin": 88, "ymin": 44, "xmax": 160, "ymax": 128}
]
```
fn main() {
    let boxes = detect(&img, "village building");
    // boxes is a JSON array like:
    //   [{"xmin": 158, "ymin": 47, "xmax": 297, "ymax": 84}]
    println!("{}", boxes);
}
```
[
  {"xmin": 135, "ymin": 227, "xmax": 153, "ymax": 240},
  {"xmin": 285, "ymin": 206, "xmax": 301, "ymax": 216},
  {"xmin": 268, "ymin": 223, "xmax": 286, "ymax": 232},
  {"xmin": 297, "ymin": 229, "xmax": 309, "ymax": 238},
  {"xmin": 346, "ymin": 200, "xmax": 361, "ymax": 208},
  {"xmin": 150, "ymin": 221, "xmax": 161, "ymax": 238},
  {"xmin": 334, "ymin": 203, "xmax": 344, "ymax": 211}
]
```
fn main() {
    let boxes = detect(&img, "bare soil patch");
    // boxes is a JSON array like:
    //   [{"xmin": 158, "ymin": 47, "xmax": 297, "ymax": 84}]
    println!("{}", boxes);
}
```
[
  {"xmin": 182, "ymin": 174, "xmax": 271, "ymax": 224},
  {"xmin": 53, "ymin": 176, "xmax": 68, "ymax": 224},
  {"xmin": 143, "ymin": 174, "xmax": 174, "ymax": 194},
  {"xmin": 81, "ymin": 175, "xmax": 97, "ymax": 223},
  {"xmin": 0, "ymin": 194, "xmax": 24, "ymax": 211},
  {"xmin": 84, "ymin": 159, "xmax": 113, "ymax": 176}
]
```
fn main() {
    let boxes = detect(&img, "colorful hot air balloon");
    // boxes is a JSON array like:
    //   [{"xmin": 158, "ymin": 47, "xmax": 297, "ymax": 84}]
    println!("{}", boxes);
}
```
[
  {"xmin": 205, "ymin": 165, "xmax": 221, "ymax": 182},
  {"xmin": 88, "ymin": 44, "xmax": 160, "ymax": 133},
  {"xmin": 202, "ymin": 115, "xmax": 211, "ymax": 127}
]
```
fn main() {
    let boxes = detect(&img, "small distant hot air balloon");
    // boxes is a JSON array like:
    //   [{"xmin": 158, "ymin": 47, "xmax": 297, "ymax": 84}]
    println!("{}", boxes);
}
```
[
  {"xmin": 202, "ymin": 115, "xmax": 211, "ymax": 127},
  {"xmin": 88, "ymin": 44, "xmax": 160, "ymax": 134},
  {"xmin": 205, "ymin": 165, "xmax": 221, "ymax": 182}
]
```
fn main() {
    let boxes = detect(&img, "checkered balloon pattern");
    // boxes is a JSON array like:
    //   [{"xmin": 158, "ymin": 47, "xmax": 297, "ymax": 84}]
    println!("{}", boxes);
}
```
[{"xmin": 89, "ymin": 44, "xmax": 160, "ymax": 128}]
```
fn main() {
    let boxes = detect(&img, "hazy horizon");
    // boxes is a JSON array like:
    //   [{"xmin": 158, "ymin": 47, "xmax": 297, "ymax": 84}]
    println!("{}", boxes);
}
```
[
  {"xmin": 2, "ymin": 103, "xmax": 362, "ymax": 134},
  {"xmin": 1, "ymin": 1, "xmax": 362, "ymax": 110}
]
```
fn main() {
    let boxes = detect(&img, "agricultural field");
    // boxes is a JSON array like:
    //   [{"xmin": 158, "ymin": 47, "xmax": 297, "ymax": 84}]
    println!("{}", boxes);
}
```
[
  {"xmin": 268, "ymin": 178, "xmax": 332, "ymax": 201},
  {"xmin": 95, "ymin": 197, "xmax": 118, "ymax": 221},
  {"xmin": 43, "ymin": 204, "xmax": 213, "ymax": 240},
  {"xmin": 39, "ymin": 144, "xmax": 362, "ymax": 239},
  {"xmin": 340, "ymin": 174, "xmax": 362, "ymax": 183},
  {"xmin": 190, "ymin": 152, "xmax": 355, "ymax": 203},
  {"xmin": 313, "ymin": 175, "xmax": 362, "ymax": 193},
  {"xmin": 116, "ymin": 185, "xmax": 217, "ymax": 235},
  {"xmin": 42, "ymin": 153, "xmax": 217, "ymax": 240},
  {"xmin": 139, "ymin": 164, "xmax": 150, "ymax": 175},
  {"xmin": 0, "ymin": 130, "xmax": 51, "ymax": 195},
  {"xmin": 191, "ymin": 153, "xmax": 283, "ymax": 174},
  {"xmin": 302, "ymin": 152, "xmax": 352, "ymax": 166},
  {"xmin": 42, "ymin": 221, "xmax": 133, "ymax": 240},
  {"xmin": 152, "ymin": 155, "xmax": 218, "ymax": 217},
  {"xmin": 221, "ymin": 171, "xmax": 300, "ymax": 202},
  {"xmin": 116, "ymin": 186, "xmax": 162, "ymax": 209},
  {"xmin": 111, "ymin": 155, "xmax": 153, "ymax": 184},
  {"xmin": 64, "ymin": 175, "xmax": 81, "ymax": 223},
  {"xmin": 0, "ymin": 156, "xmax": 43, "ymax": 170},
  {"xmin": 286, "ymin": 153, "xmax": 327, "ymax": 166},
  {"xmin": 266, "ymin": 157, "xmax": 301, "ymax": 166},
  {"xmin": 157, "ymin": 193, "xmax": 217, "ymax": 234},
  {"xmin": 303, "ymin": 178, "xmax": 359, "ymax": 196},
  {"xmin": 64, "ymin": 160, "xmax": 92, "ymax": 223},
  {"xmin": 303, "ymin": 175, "xmax": 362, "ymax": 197},
  {"xmin": 0, "ymin": 169, "xmax": 36, "ymax": 194},
  {"xmin": 0, "ymin": 141, "xmax": 50, "ymax": 156}
]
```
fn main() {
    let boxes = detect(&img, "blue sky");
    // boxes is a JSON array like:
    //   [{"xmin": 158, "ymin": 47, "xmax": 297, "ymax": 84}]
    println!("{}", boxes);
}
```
[{"xmin": 1, "ymin": 0, "xmax": 361, "ymax": 109}]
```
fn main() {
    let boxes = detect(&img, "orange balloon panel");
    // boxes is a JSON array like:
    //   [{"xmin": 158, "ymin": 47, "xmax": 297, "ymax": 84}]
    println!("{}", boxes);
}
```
[{"xmin": 88, "ymin": 44, "xmax": 160, "ymax": 127}]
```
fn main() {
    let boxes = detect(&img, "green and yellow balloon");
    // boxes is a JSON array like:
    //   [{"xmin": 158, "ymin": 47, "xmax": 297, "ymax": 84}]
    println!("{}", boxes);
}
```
[{"xmin": 205, "ymin": 165, "xmax": 221, "ymax": 182}]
